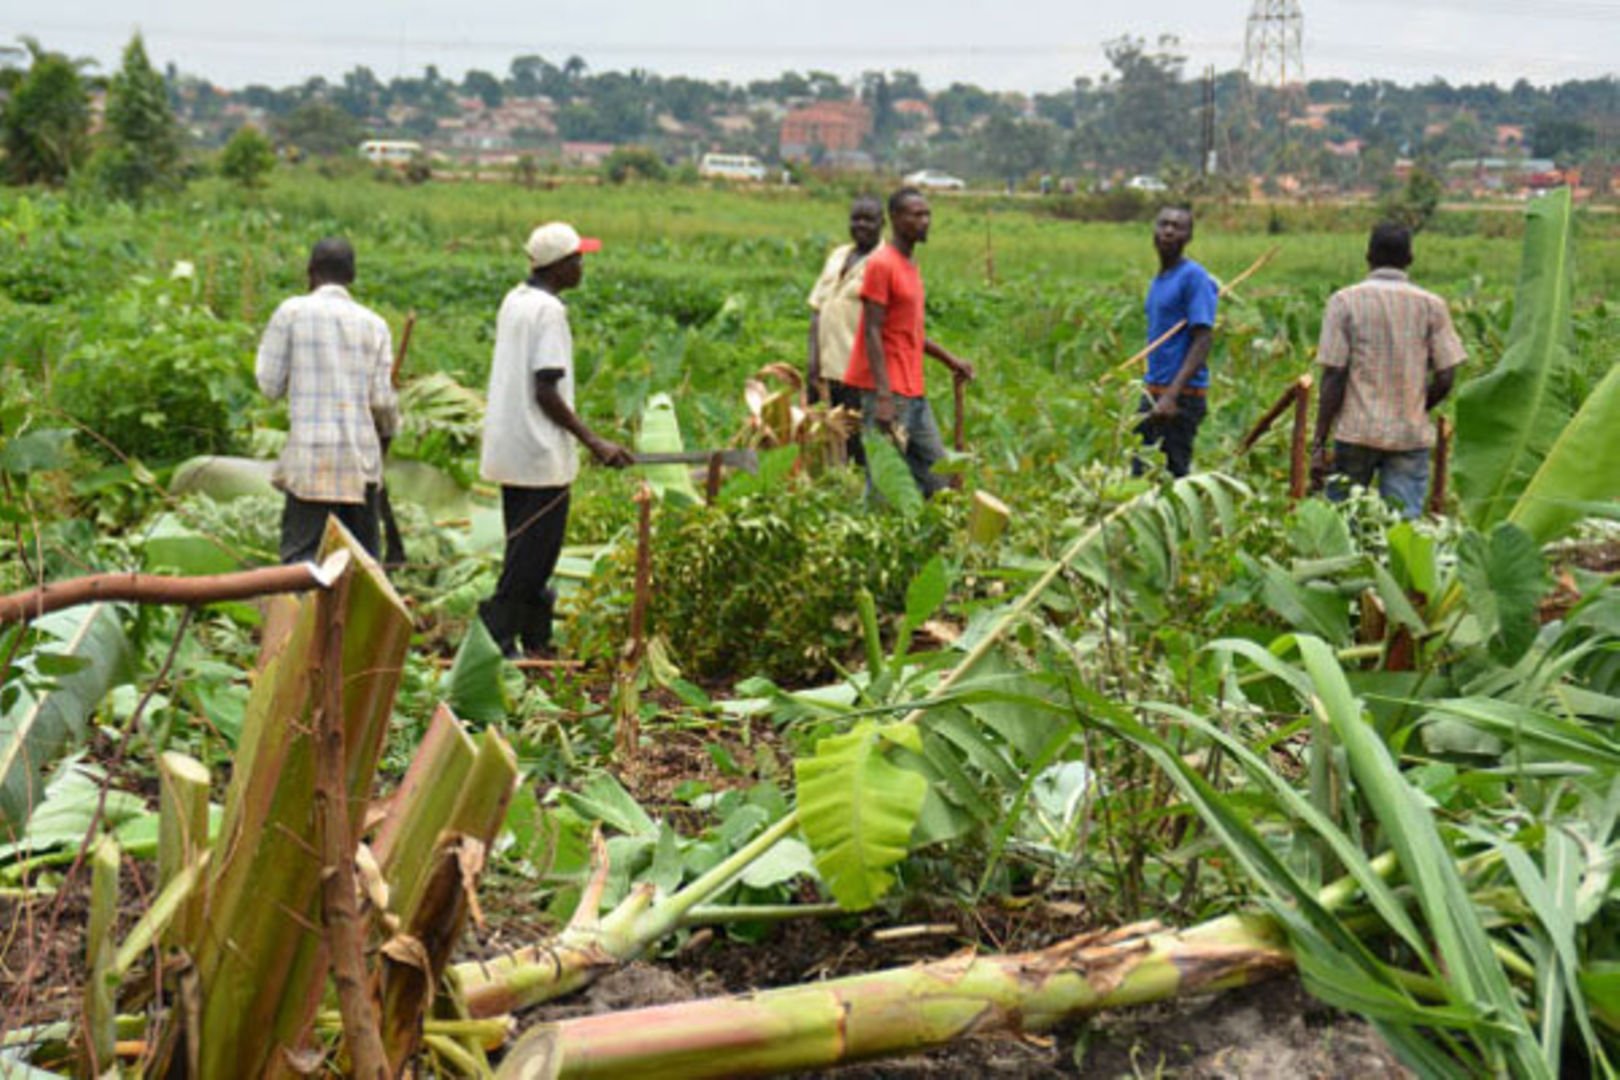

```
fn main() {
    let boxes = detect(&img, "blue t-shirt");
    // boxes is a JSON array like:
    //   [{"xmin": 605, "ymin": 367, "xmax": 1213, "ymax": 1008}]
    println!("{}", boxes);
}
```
[{"xmin": 1144, "ymin": 259, "xmax": 1218, "ymax": 390}]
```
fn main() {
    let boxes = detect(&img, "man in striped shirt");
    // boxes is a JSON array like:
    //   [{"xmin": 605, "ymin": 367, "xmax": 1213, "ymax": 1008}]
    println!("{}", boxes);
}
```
[
  {"xmin": 1312, "ymin": 223, "xmax": 1467, "ymax": 518},
  {"xmin": 256, "ymin": 238, "xmax": 400, "ymax": 563}
]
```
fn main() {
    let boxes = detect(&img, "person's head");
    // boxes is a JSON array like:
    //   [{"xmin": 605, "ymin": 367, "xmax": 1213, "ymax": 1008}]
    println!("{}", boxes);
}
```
[
  {"xmin": 525, "ymin": 222, "xmax": 601, "ymax": 292},
  {"xmin": 848, "ymin": 195, "xmax": 884, "ymax": 252},
  {"xmin": 1153, "ymin": 206, "xmax": 1194, "ymax": 264},
  {"xmin": 888, "ymin": 187, "xmax": 931, "ymax": 246},
  {"xmin": 307, "ymin": 237, "xmax": 356, "ymax": 289},
  {"xmin": 1366, "ymin": 222, "xmax": 1414, "ymax": 271}
]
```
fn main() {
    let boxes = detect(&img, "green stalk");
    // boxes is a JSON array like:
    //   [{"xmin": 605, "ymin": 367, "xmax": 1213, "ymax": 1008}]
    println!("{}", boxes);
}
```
[
  {"xmin": 192, "ymin": 526, "xmax": 411, "ymax": 1079},
  {"xmin": 157, "ymin": 751, "xmax": 210, "ymax": 948},
  {"xmin": 82, "ymin": 836, "xmax": 120, "ymax": 1076},
  {"xmin": 495, "ymin": 913, "xmax": 1293, "ymax": 1079}
]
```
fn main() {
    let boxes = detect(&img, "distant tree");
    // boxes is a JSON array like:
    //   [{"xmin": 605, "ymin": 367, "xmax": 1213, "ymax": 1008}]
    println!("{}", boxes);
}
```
[
  {"xmin": 1380, "ymin": 166, "xmax": 1443, "ymax": 232},
  {"xmin": 978, "ymin": 116, "xmax": 1056, "ymax": 185},
  {"xmin": 218, "ymin": 124, "xmax": 275, "ymax": 188},
  {"xmin": 933, "ymin": 82, "xmax": 999, "ymax": 130},
  {"xmin": 1093, "ymin": 35, "xmax": 1195, "ymax": 174},
  {"xmin": 508, "ymin": 55, "xmax": 554, "ymax": 98},
  {"xmin": 602, "ymin": 145, "xmax": 667, "ymax": 183},
  {"xmin": 888, "ymin": 70, "xmax": 926, "ymax": 101},
  {"xmin": 1, "ymin": 38, "xmax": 91, "ymax": 185},
  {"xmin": 1532, "ymin": 114, "xmax": 1594, "ymax": 162},
  {"xmin": 275, "ymin": 100, "xmax": 365, "ymax": 157},
  {"xmin": 99, "ymin": 34, "xmax": 185, "ymax": 200},
  {"xmin": 462, "ymin": 69, "xmax": 503, "ymax": 108},
  {"xmin": 806, "ymin": 70, "xmax": 846, "ymax": 101}
]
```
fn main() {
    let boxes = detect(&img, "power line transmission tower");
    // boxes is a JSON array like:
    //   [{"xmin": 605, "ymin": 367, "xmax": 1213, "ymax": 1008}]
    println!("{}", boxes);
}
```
[{"xmin": 1243, "ymin": 0, "xmax": 1305, "ymax": 90}]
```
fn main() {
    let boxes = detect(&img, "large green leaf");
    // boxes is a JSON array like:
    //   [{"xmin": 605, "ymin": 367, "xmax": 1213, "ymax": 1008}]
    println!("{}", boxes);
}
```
[
  {"xmin": 0, "ymin": 605, "xmax": 132, "ymax": 842},
  {"xmin": 1457, "ymin": 523, "xmax": 1549, "ymax": 665},
  {"xmin": 1508, "ymin": 359, "xmax": 1620, "ymax": 544},
  {"xmin": 794, "ymin": 720, "xmax": 928, "ymax": 910},
  {"xmin": 862, "ymin": 434, "xmax": 924, "ymax": 519},
  {"xmin": 1454, "ymin": 187, "xmax": 1579, "ymax": 534},
  {"xmin": 445, "ymin": 617, "xmax": 510, "ymax": 724},
  {"xmin": 633, "ymin": 392, "xmax": 702, "ymax": 507}
]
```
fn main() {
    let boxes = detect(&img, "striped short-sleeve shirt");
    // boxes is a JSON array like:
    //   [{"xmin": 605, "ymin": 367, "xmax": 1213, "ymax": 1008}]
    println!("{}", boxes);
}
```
[
  {"xmin": 1317, "ymin": 269, "xmax": 1466, "ymax": 451},
  {"xmin": 255, "ymin": 284, "xmax": 399, "ymax": 502}
]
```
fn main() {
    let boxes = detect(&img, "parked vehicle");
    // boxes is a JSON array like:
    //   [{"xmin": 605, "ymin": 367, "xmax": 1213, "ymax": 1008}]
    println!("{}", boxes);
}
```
[
  {"xmin": 359, "ymin": 140, "xmax": 423, "ymax": 167},
  {"xmin": 698, "ymin": 153, "xmax": 767, "ymax": 182},
  {"xmin": 1125, "ymin": 174, "xmax": 1168, "ymax": 192},
  {"xmin": 903, "ymin": 168, "xmax": 966, "ymax": 191}
]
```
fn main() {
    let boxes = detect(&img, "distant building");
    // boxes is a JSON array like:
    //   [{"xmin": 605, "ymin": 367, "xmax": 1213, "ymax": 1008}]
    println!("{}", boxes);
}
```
[
  {"xmin": 562, "ymin": 141, "xmax": 616, "ymax": 166},
  {"xmin": 779, "ymin": 100, "xmax": 872, "ymax": 161}
]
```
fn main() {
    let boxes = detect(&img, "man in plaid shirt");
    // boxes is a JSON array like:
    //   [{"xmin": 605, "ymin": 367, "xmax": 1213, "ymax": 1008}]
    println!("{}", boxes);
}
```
[
  {"xmin": 1312, "ymin": 223, "xmax": 1467, "ymax": 518},
  {"xmin": 256, "ymin": 238, "xmax": 400, "ymax": 563}
]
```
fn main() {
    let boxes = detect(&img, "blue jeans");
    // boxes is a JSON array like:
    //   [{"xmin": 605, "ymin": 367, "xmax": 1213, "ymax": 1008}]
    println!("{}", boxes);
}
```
[
  {"xmin": 1327, "ymin": 441, "xmax": 1429, "ymax": 519},
  {"xmin": 859, "ymin": 390, "xmax": 948, "ymax": 497}
]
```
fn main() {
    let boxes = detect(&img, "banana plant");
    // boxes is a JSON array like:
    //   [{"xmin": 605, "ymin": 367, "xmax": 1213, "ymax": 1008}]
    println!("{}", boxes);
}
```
[{"xmin": 1454, "ymin": 186, "xmax": 1620, "ymax": 545}]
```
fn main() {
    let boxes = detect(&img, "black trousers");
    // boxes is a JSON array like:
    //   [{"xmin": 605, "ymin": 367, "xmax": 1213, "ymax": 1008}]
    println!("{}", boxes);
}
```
[
  {"xmin": 479, "ymin": 484, "xmax": 571, "ymax": 656},
  {"xmin": 279, "ymin": 487, "xmax": 381, "ymax": 565},
  {"xmin": 1133, "ymin": 393, "xmax": 1208, "ymax": 479}
]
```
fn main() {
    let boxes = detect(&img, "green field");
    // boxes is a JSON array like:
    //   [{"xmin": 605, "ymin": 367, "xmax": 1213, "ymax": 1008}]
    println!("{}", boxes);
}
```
[{"xmin": 3, "ymin": 175, "xmax": 1620, "ymax": 1074}]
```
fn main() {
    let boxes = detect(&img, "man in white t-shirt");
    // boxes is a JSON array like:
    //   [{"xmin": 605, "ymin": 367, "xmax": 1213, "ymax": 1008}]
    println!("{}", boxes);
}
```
[{"xmin": 478, "ymin": 222, "xmax": 633, "ymax": 658}]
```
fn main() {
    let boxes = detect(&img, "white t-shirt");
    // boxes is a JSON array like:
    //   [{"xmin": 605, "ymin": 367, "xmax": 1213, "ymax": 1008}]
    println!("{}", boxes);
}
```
[{"xmin": 479, "ymin": 284, "xmax": 579, "ymax": 488}]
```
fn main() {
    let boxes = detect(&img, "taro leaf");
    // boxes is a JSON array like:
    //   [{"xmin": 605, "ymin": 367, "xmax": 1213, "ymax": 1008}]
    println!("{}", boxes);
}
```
[
  {"xmin": 1287, "ymin": 499, "xmax": 1354, "ymax": 560},
  {"xmin": 862, "ymin": 434, "xmax": 923, "ymax": 519},
  {"xmin": 794, "ymin": 720, "xmax": 928, "ymax": 910},
  {"xmin": 1455, "ymin": 187, "xmax": 1578, "ymax": 534},
  {"xmin": 560, "ymin": 772, "xmax": 657, "ymax": 837},
  {"xmin": 1386, "ymin": 521, "xmax": 1438, "ymax": 601},
  {"xmin": 633, "ymin": 392, "xmax": 702, "ymax": 507},
  {"xmin": 0, "ymin": 428, "xmax": 74, "ymax": 474},
  {"xmin": 1457, "ymin": 523, "xmax": 1548, "ymax": 666},
  {"xmin": 445, "ymin": 617, "xmax": 509, "ymax": 724},
  {"xmin": 903, "ymin": 556, "xmax": 948, "ymax": 632},
  {"xmin": 739, "ymin": 836, "xmax": 817, "ymax": 889},
  {"xmin": 141, "ymin": 514, "xmax": 241, "ymax": 576},
  {"xmin": 0, "ymin": 606, "xmax": 132, "ymax": 843}
]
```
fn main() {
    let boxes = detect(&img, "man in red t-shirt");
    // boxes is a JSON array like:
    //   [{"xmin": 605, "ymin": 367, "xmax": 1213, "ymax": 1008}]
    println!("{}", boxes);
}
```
[{"xmin": 843, "ymin": 188, "xmax": 974, "ymax": 496}]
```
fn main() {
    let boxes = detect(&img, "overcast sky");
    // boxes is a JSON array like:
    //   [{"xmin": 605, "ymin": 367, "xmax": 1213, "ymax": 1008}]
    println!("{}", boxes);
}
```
[{"xmin": 6, "ymin": 0, "xmax": 1618, "ymax": 93}]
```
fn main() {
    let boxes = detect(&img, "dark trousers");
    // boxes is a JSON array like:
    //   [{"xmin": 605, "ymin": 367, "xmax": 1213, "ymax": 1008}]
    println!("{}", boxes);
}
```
[
  {"xmin": 479, "ymin": 484, "xmax": 571, "ymax": 656},
  {"xmin": 808, "ymin": 378, "xmax": 867, "ymax": 467},
  {"xmin": 1133, "ymin": 393, "xmax": 1208, "ymax": 479},
  {"xmin": 279, "ymin": 487, "xmax": 381, "ymax": 565}
]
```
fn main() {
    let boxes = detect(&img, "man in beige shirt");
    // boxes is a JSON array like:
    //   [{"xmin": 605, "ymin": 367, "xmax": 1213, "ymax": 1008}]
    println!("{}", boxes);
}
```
[
  {"xmin": 1312, "ymin": 222, "xmax": 1467, "ymax": 518},
  {"xmin": 806, "ymin": 195, "xmax": 883, "ymax": 465}
]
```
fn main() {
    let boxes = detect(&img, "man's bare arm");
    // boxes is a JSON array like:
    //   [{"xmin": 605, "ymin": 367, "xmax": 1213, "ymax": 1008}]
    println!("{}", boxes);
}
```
[
  {"xmin": 924, "ymin": 339, "xmax": 974, "ymax": 382},
  {"xmin": 534, "ymin": 374, "xmax": 633, "ymax": 466},
  {"xmin": 1426, "ymin": 367, "xmax": 1455, "ymax": 411},
  {"xmin": 1150, "ymin": 326, "xmax": 1212, "ymax": 418},
  {"xmin": 862, "ymin": 299, "xmax": 895, "ymax": 427}
]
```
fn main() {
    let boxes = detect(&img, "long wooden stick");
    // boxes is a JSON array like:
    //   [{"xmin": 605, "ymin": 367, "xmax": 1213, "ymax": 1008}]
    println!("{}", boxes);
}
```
[
  {"xmin": 1104, "ymin": 246, "xmax": 1280, "ymax": 381},
  {"xmin": 1289, "ymin": 377, "xmax": 1313, "ymax": 502},
  {"xmin": 1428, "ymin": 415, "xmax": 1453, "ymax": 516},
  {"xmin": 952, "ymin": 378, "xmax": 966, "ymax": 453},
  {"xmin": 0, "ymin": 556, "xmax": 348, "ymax": 626},
  {"xmin": 1237, "ymin": 375, "xmax": 1310, "ymax": 454},
  {"xmin": 391, "ymin": 310, "xmax": 417, "ymax": 389}
]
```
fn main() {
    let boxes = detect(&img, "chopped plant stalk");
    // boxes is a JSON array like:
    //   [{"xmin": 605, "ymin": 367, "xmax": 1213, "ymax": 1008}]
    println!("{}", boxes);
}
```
[
  {"xmin": 156, "ymin": 751, "xmax": 209, "ymax": 948},
  {"xmin": 191, "ymin": 521, "xmax": 409, "ymax": 1079},
  {"xmin": 494, "ymin": 914, "xmax": 1293, "ymax": 1079},
  {"xmin": 81, "ymin": 835, "xmax": 119, "ymax": 1077}
]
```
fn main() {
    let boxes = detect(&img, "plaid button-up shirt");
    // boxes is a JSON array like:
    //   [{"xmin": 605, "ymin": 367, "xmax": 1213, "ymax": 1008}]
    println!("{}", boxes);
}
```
[
  {"xmin": 256, "ymin": 284, "xmax": 400, "ymax": 503},
  {"xmin": 1317, "ymin": 268, "xmax": 1466, "ymax": 451}
]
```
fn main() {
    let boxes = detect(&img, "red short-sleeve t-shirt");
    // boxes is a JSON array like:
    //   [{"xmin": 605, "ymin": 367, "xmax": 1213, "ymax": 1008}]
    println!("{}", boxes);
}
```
[{"xmin": 843, "ymin": 244, "xmax": 926, "ymax": 397}]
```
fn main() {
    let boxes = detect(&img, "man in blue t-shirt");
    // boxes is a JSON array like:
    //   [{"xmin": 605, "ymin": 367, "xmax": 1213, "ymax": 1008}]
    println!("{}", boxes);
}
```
[{"xmin": 1135, "ymin": 206, "xmax": 1218, "ymax": 477}]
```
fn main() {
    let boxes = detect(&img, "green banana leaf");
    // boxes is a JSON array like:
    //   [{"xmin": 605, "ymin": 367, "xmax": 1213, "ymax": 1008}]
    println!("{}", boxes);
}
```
[
  {"xmin": 794, "ymin": 720, "xmax": 928, "ymax": 910},
  {"xmin": 1453, "ymin": 187, "xmax": 1582, "ymax": 537},
  {"xmin": 633, "ymin": 393, "xmax": 702, "ymax": 507},
  {"xmin": 0, "ymin": 605, "xmax": 133, "ymax": 842},
  {"xmin": 1507, "ymin": 359, "xmax": 1620, "ymax": 545},
  {"xmin": 170, "ymin": 454, "xmax": 471, "ymax": 516}
]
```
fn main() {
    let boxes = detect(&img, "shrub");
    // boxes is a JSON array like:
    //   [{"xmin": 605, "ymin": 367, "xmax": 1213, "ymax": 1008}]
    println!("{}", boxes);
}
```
[
  {"xmin": 52, "ymin": 274, "xmax": 257, "ymax": 462},
  {"xmin": 602, "ymin": 146, "xmax": 668, "ymax": 185},
  {"xmin": 219, "ymin": 125, "xmax": 276, "ymax": 189},
  {"xmin": 567, "ymin": 477, "xmax": 963, "ymax": 682}
]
